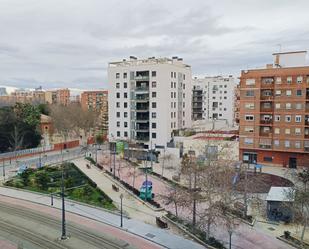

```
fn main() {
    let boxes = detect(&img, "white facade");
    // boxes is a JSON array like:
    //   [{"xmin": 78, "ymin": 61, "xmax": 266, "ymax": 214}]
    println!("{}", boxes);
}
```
[
  {"xmin": 192, "ymin": 76, "xmax": 236, "ymax": 126},
  {"xmin": 108, "ymin": 56, "xmax": 192, "ymax": 148},
  {"xmin": 273, "ymin": 51, "xmax": 307, "ymax": 68}
]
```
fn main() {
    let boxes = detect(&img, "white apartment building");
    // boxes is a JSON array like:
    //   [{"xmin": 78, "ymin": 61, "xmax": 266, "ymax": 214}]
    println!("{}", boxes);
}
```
[
  {"xmin": 108, "ymin": 56, "xmax": 192, "ymax": 148},
  {"xmin": 192, "ymin": 76, "xmax": 236, "ymax": 126}
]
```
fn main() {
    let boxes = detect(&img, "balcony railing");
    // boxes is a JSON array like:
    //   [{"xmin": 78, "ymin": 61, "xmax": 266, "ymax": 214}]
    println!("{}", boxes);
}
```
[
  {"xmin": 135, "ymin": 75, "xmax": 149, "ymax": 81},
  {"xmin": 259, "ymin": 144, "xmax": 272, "ymax": 149},
  {"xmin": 259, "ymin": 132, "xmax": 272, "ymax": 137},
  {"xmin": 305, "ymin": 120, "xmax": 309, "ymax": 126},
  {"xmin": 136, "ymin": 135, "xmax": 149, "ymax": 141},
  {"xmin": 260, "ymin": 119, "xmax": 273, "ymax": 124},
  {"xmin": 135, "ymin": 86, "xmax": 149, "ymax": 92}
]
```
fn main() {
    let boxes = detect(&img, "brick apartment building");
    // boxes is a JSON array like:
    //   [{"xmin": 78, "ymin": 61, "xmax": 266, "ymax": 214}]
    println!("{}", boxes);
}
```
[
  {"xmin": 45, "ymin": 88, "xmax": 70, "ymax": 106},
  {"xmin": 81, "ymin": 90, "xmax": 108, "ymax": 136},
  {"xmin": 239, "ymin": 51, "xmax": 309, "ymax": 168}
]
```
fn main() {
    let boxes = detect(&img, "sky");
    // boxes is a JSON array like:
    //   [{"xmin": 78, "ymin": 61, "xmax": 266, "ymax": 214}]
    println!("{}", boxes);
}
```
[{"xmin": 0, "ymin": 0, "xmax": 309, "ymax": 90}]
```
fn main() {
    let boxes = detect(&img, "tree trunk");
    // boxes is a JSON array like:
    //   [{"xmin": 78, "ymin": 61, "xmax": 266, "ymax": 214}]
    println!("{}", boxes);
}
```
[{"xmin": 175, "ymin": 202, "xmax": 178, "ymax": 217}]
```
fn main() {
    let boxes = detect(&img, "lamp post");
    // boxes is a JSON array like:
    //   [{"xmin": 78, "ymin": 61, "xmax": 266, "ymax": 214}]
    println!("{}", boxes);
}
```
[
  {"xmin": 2, "ymin": 160, "xmax": 5, "ymax": 179},
  {"xmin": 120, "ymin": 193, "xmax": 124, "ymax": 227},
  {"xmin": 60, "ymin": 162, "xmax": 67, "ymax": 240}
]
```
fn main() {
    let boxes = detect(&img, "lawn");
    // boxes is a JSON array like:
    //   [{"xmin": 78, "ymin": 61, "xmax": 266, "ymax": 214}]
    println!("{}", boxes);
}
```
[{"xmin": 5, "ymin": 162, "xmax": 116, "ymax": 210}]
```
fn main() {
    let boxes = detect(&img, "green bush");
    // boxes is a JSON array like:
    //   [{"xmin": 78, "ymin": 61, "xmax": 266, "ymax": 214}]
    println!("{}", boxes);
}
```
[{"xmin": 85, "ymin": 156, "xmax": 96, "ymax": 165}]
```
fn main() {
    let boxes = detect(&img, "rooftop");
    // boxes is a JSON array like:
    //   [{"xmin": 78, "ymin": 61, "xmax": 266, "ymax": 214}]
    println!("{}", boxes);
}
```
[
  {"xmin": 108, "ymin": 56, "xmax": 190, "ymax": 68},
  {"xmin": 266, "ymin": 187, "xmax": 294, "ymax": 202}
]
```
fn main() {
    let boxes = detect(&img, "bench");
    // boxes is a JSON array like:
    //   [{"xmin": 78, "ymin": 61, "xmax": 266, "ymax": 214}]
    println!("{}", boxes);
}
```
[
  {"xmin": 112, "ymin": 184, "xmax": 119, "ymax": 192},
  {"xmin": 156, "ymin": 217, "xmax": 168, "ymax": 229}
]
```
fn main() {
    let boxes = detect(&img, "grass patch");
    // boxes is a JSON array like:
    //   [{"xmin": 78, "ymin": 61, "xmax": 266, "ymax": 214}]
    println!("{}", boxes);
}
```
[{"xmin": 5, "ymin": 163, "xmax": 116, "ymax": 210}]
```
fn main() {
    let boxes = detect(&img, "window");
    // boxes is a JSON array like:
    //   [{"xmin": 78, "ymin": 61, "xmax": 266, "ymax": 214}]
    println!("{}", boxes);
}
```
[
  {"xmin": 295, "ymin": 115, "xmax": 302, "ymax": 123},
  {"xmin": 116, "ymin": 102, "xmax": 120, "ymax": 108},
  {"xmin": 152, "ymin": 81, "xmax": 156, "ymax": 88},
  {"xmin": 285, "ymin": 115, "xmax": 291, "ymax": 122},
  {"xmin": 152, "ymin": 112, "xmax": 156, "ymax": 118},
  {"xmin": 171, "ymin": 82, "xmax": 173, "ymax": 88},
  {"xmin": 124, "ymin": 122, "xmax": 128, "ymax": 128},
  {"xmin": 264, "ymin": 157, "xmax": 272, "ymax": 162},
  {"xmin": 171, "ymin": 122, "xmax": 173, "ymax": 128},
  {"xmin": 116, "ymin": 112, "xmax": 120, "ymax": 118},
  {"xmin": 285, "ymin": 128, "xmax": 291, "ymax": 135},
  {"xmin": 244, "ymin": 127, "xmax": 254, "ymax": 132},
  {"xmin": 152, "ymin": 92, "xmax": 156, "ymax": 98},
  {"xmin": 275, "ymin": 90, "xmax": 281, "ymax": 96},
  {"xmin": 274, "ymin": 140, "xmax": 279, "ymax": 146},
  {"xmin": 287, "ymin": 76, "xmax": 292, "ymax": 84},
  {"xmin": 152, "ymin": 71, "xmax": 156, "ymax": 77},
  {"xmin": 224, "ymin": 96, "xmax": 227, "ymax": 99},
  {"xmin": 174, "ymin": 102, "xmax": 176, "ymax": 108},
  {"xmin": 245, "ymin": 79, "xmax": 255, "ymax": 85},
  {"xmin": 116, "ymin": 73, "xmax": 120, "ymax": 79},
  {"xmin": 117, "ymin": 121, "xmax": 120, "ymax": 127},
  {"xmin": 183, "ymin": 111, "xmax": 185, "ymax": 117},
  {"xmin": 116, "ymin": 92, "xmax": 120, "ymax": 98},
  {"xmin": 286, "ymin": 90, "xmax": 292, "ymax": 96},
  {"xmin": 123, "ymin": 72, "xmax": 127, "ymax": 79},
  {"xmin": 183, "ymin": 84, "xmax": 185, "ymax": 89},
  {"xmin": 117, "ymin": 131, "xmax": 120, "ymax": 137},
  {"xmin": 275, "ymin": 115, "xmax": 280, "ymax": 122},
  {"xmin": 297, "ymin": 76, "xmax": 303, "ymax": 83},
  {"xmin": 124, "ymin": 112, "xmax": 128, "ymax": 118},
  {"xmin": 275, "ymin": 103, "xmax": 281, "ymax": 109},
  {"xmin": 296, "ymin": 89, "xmax": 302, "ymax": 96},
  {"xmin": 124, "ymin": 92, "xmax": 127, "ymax": 98},
  {"xmin": 116, "ymin": 83, "xmax": 120, "ymax": 88},
  {"xmin": 152, "ymin": 123, "xmax": 156, "ymax": 129},
  {"xmin": 174, "ymin": 92, "xmax": 176, "ymax": 98},
  {"xmin": 245, "ymin": 115, "xmax": 254, "ymax": 121},
  {"xmin": 295, "ymin": 128, "xmax": 301, "ymax": 135},
  {"xmin": 245, "ymin": 103, "xmax": 255, "ymax": 109},
  {"xmin": 124, "ymin": 82, "xmax": 127, "ymax": 88},
  {"xmin": 275, "ymin": 128, "xmax": 280, "ymax": 134},
  {"xmin": 171, "ymin": 72, "xmax": 173, "ymax": 78},
  {"xmin": 276, "ymin": 77, "xmax": 281, "ymax": 84},
  {"xmin": 152, "ymin": 102, "xmax": 156, "ymax": 108},
  {"xmin": 285, "ymin": 140, "xmax": 290, "ymax": 148},
  {"xmin": 183, "ymin": 93, "xmax": 185, "ymax": 98},
  {"xmin": 296, "ymin": 103, "xmax": 302, "ymax": 109},
  {"xmin": 171, "ymin": 112, "xmax": 173, "ymax": 118},
  {"xmin": 245, "ymin": 90, "xmax": 254, "ymax": 97},
  {"xmin": 124, "ymin": 131, "xmax": 128, "ymax": 137},
  {"xmin": 244, "ymin": 138, "xmax": 253, "ymax": 144},
  {"xmin": 295, "ymin": 141, "xmax": 301, "ymax": 148},
  {"xmin": 124, "ymin": 102, "xmax": 127, "ymax": 108},
  {"xmin": 183, "ymin": 102, "xmax": 185, "ymax": 108},
  {"xmin": 152, "ymin": 133, "xmax": 156, "ymax": 139},
  {"xmin": 170, "ymin": 102, "xmax": 173, "ymax": 108},
  {"xmin": 183, "ymin": 74, "xmax": 186, "ymax": 80},
  {"xmin": 286, "ymin": 103, "xmax": 292, "ymax": 109},
  {"xmin": 174, "ymin": 72, "xmax": 176, "ymax": 78},
  {"xmin": 171, "ymin": 92, "xmax": 173, "ymax": 98},
  {"xmin": 174, "ymin": 82, "xmax": 176, "ymax": 88}
]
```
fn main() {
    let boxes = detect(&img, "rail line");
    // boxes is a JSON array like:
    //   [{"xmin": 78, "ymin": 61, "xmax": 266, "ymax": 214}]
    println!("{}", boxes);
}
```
[{"xmin": 0, "ymin": 201, "xmax": 132, "ymax": 249}]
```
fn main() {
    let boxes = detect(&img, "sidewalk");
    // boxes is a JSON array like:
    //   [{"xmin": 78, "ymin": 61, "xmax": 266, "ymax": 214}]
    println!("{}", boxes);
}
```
[
  {"xmin": 72, "ymin": 158, "xmax": 165, "ymax": 225},
  {"xmin": 0, "ymin": 186, "xmax": 204, "ymax": 249}
]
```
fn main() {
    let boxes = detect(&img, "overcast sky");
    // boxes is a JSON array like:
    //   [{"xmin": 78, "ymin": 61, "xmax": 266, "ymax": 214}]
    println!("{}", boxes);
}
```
[{"xmin": 0, "ymin": 0, "xmax": 309, "ymax": 90}]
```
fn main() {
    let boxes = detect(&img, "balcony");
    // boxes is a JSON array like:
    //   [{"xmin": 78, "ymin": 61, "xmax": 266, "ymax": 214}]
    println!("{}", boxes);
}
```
[
  {"xmin": 261, "ymin": 77, "xmax": 274, "ymax": 89},
  {"xmin": 135, "ymin": 75, "xmax": 149, "ymax": 81},
  {"xmin": 260, "ymin": 119, "xmax": 273, "ymax": 125},
  {"xmin": 136, "ymin": 127, "xmax": 149, "ymax": 132},
  {"xmin": 259, "ymin": 132, "xmax": 272, "ymax": 137},
  {"xmin": 259, "ymin": 144, "xmax": 272, "ymax": 149},
  {"xmin": 136, "ymin": 134, "xmax": 149, "ymax": 142},
  {"xmin": 136, "ymin": 113, "xmax": 149, "ymax": 121},
  {"xmin": 260, "ymin": 107, "xmax": 273, "ymax": 112},
  {"xmin": 135, "ymin": 94, "xmax": 149, "ymax": 102},
  {"xmin": 135, "ymin": 86, "xmax": 149, "ymax": 92},
  {"xmin": 136, "ymin": 103, "xmax": 149, "ymax": 112},
  {"xmin": 305, "ymin": 134, "xmax": 309, "ymax": 139}
]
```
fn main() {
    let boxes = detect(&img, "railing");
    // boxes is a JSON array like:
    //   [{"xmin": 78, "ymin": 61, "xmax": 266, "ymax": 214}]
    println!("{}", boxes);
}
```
[
  {"xmin": 260, "ymin": 119, "xmax": 273, "ymax": 124},
  {"xmin": 259, "ymin": 144, "xmax": 272, "ymax": 149},
  {"xmin": 305, "ymin": 120, "xmax": 309, "ymax": 126},
  {"xmin": 259, "ymin": 132, "xmax": 272, "ymax": 137},
  {"xmin": 136, "ymin": 136, "xmax": 150, "ymax": 141},
  {"xmin": 135, "ymin": 86, "xmax": 149, "ymax": 92},
  {"xmin": 135, "ymin": 75, "xmax": 149, "ymax": 81}
]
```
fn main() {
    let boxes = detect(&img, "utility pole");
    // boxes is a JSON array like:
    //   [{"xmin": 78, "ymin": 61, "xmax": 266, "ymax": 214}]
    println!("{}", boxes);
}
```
[
  {"xmin": 113, "ymin": 143, "xmax": 116, "ymax": 179},
  {"xmin": 60, "ymin": 143, "xmax": 67, "ymax": 240},
  {"xmin": 150, "ymin": 140, "xmax": 153, "ymax": 171},
  {"xmin": 161, "ymin": 147, "xmax": 165, "ymax": 177},
  {"xmin": 120, "ymin": 193, "xmax": 123, "ymax": 227}
]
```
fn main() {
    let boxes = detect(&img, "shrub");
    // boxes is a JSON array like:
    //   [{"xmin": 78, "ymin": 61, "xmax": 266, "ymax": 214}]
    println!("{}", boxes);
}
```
[{"xmin": 284, "ymin": 231, "xmax": 291, "ymax": 239}]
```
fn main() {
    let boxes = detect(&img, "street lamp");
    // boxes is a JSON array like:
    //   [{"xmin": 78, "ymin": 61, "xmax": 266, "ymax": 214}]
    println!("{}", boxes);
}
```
[
  {"xmin": 60, "ymin": 163, "xmax": 67, "ymax": 240},
  {"xmin": 120, "ymin": 193, "xmax": 124, "ymax": 227}
]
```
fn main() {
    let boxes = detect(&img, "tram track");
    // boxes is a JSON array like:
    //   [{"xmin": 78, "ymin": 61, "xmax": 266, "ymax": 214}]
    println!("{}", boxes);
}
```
[{"xmin": 0, "ymin": 201, "xmax": 133, "ymax": 249}]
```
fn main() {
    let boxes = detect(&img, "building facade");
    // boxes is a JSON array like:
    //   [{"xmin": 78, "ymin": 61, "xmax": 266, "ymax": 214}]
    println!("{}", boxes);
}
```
[
  {"xmin": 239, "ymin": 51, "xmax": 309, "ymax": 168},
  {"xmin": 192, "ymin": 76, "xmax": 236, "ymax": 126},
  {"xmin": 108, "ymin": 56, "xmax": 192, "ymax": 148},
  {"xmin": 45, "ymin": 89, "xmax": 70, "ymax": 106}
]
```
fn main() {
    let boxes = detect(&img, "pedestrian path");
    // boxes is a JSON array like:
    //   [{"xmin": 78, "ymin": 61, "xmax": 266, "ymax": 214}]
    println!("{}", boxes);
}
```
[{"xmin": 0, "ymin": 186, "xmax": 203, "ymax": 249}]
